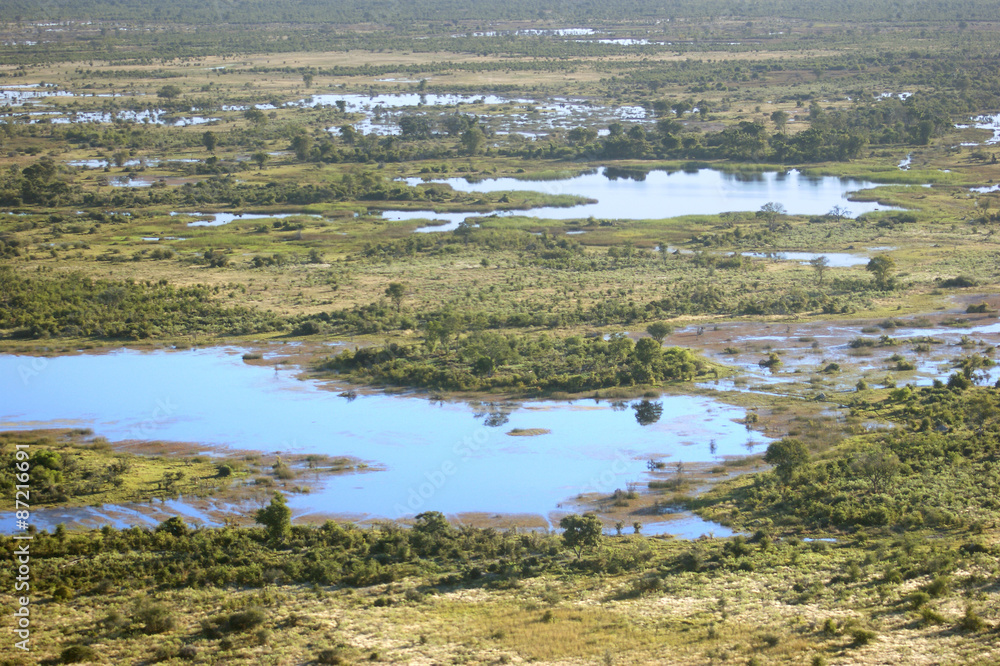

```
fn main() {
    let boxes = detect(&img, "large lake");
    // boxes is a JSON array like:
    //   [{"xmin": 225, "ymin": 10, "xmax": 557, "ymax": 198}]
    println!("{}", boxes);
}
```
[
  {"xmin": 384, "ymin": 167, "xmax": 899, "ymax": 231},
  {"xmin": 0, "ymin": 347, "xmax": 767, "ymax": 536}
]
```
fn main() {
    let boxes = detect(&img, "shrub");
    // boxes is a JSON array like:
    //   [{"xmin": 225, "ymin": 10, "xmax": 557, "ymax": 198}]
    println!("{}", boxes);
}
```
[
  {"xmin": 940, "ymin": 276, "xmax": 977, "ymax": 288},
  {"xmin": 849, "ymin": 628, "xmax": 876, "ymax": 646},
  {"xmin": 136, "ymin": 602, "xmax": 175, "ymax": 634},
  {"xmin": 226, "ymin": 607, "xmax": 266, "ymax": 632},
  {"xmin": 61, "ymin": 645, "xmax": 97, "ymax": 663},
  {"xmin": 925, "ymin": 575, "xmax": 950, "ymax": 598},
  {"xmin": 958, "ymin": 606, "xmax": 985, "ymax": 632},
  {"xmin": 919, "ymin": 606, "xmax": 946, "ymax": 626},
  {"xmin": 317, "ymin": 650, "xmax": 346, "ymax": 665},
  {"xmin": 52, "ymin": 584, "xmax": 73, "ymax": 601}
]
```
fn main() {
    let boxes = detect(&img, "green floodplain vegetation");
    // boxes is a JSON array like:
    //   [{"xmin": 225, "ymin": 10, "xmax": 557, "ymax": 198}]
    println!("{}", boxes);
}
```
[{"xmin": 2, "ymin": 0, "xmax": 1000, "ymax": 663}]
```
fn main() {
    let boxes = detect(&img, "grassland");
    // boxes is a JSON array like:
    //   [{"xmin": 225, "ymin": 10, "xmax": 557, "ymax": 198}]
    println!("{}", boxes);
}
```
[{"xmin": 3, "ymin": 4, "xmax": 1000, "ymax": 664}]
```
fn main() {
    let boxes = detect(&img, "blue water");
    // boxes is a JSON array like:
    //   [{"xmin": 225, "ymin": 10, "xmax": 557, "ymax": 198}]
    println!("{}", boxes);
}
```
[
  {"xmin": 388, "ymin": 167, "xmax": 901, "ymax": 231},
  {"xmin": 0, "ymin": 347, "xmax": 765, "ymax": 535}
]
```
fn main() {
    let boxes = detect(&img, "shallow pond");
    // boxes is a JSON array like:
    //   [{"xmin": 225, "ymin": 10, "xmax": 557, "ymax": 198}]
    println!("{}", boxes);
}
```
[
  {"xmin": 387, "ymin": 167, "xmax": 901, "ymax": 231},
  {"xmin": 171, "ymin": 211, "xmax": 321, "ymax": 227},
  {"xmin": 685, "ymin": 316, "xmax": 1000, "ymax": 393},
  {"xmin": 957, "ymin": 113, "xmax": 1000, "ymax": 146},
  {"xmin": 319, "ymin": 94, "xmax": 649, "ymax": 137},
  {"xmin": 740, "ymin": 251, "xmax": 871, "ymax": 268},
  {"xmin": 0, "ymin": 347, "xmax": 764, "ymax": 536}
]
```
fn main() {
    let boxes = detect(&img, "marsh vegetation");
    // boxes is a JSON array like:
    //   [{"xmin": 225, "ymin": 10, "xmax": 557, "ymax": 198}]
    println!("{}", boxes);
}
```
[{"xmin": 3, "ymin": 0, "xmax": 1000, "ymax": 663}]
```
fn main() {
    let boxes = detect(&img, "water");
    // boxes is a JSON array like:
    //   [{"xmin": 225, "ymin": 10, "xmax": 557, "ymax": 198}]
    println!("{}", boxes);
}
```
[
  {"xmin": 0, "ymin": 348, "xmax": 766, "ymax": 534},
  {"xmin": 461, "ymin": 28, "xmax": 597, "ymax": 38},
  {"xmin": 741, "ymin": 251, "xmax": 869, "ymax": 268},
  {"xmin": 171, "ymin": 211, "xmax": 321, "ymax": 227},
  {"xmin": 70, "ymin": 157, "xmax": 200, "ymax": 168},
  {"xmin": 0, "ymin": 99, "xmax": 218, "ymax": 126},
  {"xmin": 381, "ymin": 210, "xmax": 483, "ymax": 232},
  {"xmin": 384, "ymin": 167, "xmax": 901, "ymax": 231},
  {"xmin": 589, "ymin": 38, "xmax": 665, "ymax": 46},
  {"xmin": 111, "ymin": 176, "xmax": 152, "ymax": 188},
  {"xmin": 0, "ymin": 85, "xmax": 75, "ymax": 105},
  {"xmin": 302, "ymin": 92, "xmax": 523, "ymax": 112},
  {"xmin": 956, "ymin": 114, "xmax": 1000, "ymax": 146},
  {"xmin": 319, "ymin": 93, "xmax": 651, "ymax": 137},
  {"xmin": 689, "ymin": 316, "xmax": 1000, "ymax": 392}
]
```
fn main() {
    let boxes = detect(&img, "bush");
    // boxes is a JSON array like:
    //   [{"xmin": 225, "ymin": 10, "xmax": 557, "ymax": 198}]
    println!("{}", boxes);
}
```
[
  {"xmin": 849, "ymin": 628, "xmax": 877, "ymax": 646},
  {"xmin": 958, "ymin": 606, "xmax": 985, "ymax": 632},
  {"xmin": 226, "ymin": 607, "xmax": 267, "ymax": 632},
  {"xmin": 136, "ymin": 602, "xmax": 175, "ymax": 634},
  {"xmin": 317, "ymin": 649, "xmax": 346, "ymax": 665},
  {"xmin": 52, "ymin": 584, "xmax": 73, "ymax": 601},
  {"xmin": 61, "ymin": 645, "xmax": 97, "ymax": 663},
  {"xmin": 919, "ymin": 606, "xmax": 946, "ymax": 626},
  {"xmin": 925, "ymin": 575, "xmax": 950, "ymax": 598},
  {"xmin": 940, "ymin": 276, "xmax": 977, "ymax": 288}
]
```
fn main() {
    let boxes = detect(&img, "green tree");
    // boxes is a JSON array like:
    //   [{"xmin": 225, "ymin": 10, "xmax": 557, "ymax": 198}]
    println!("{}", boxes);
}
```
[
  {"xmin": 291, "ymin": 134, "xmax": 312, "ymax": 160},
  {"xmin": 251, "ymin": 152, "xmax": 269, "ymax": 170},
  {"xmin": 473, "ymin": 356, "xmax": 495, "ymax": 376},
  {"xmin": 157, "ymin": 85, "xmax": 181, "ymax": 99},
  {"xmin": 763, "ymin": 438, "xmax": 809, "ymax": 483},
  {"xmin": 851, "ymin": 448, "xmax": 900, "ymax": 494},
  {"xmin": 413, "ymin": 511, "xmax": 450, "ymax": 535},
  {"xmin": 156, "ymin": 516, "xmax": 189, "ymax": 537},
  {"xmin": 244, "ymin": 108, "xmax": 267, "ymax": 125},
  {"xmin": 810, "ymin": 255, "xmax": 829, "ymax": 284},
  {"xmin": 385, "ymin": 282, "xmax": 407, "ymax": 312},
  {"xmin": 399, "ymin": 115, "xmax": 432, "ymax": 139},
  {"xmin": 339, "ymin": 125, "xmax": 357, "ymax": 144},
  {"xmin": 770, "ymin": 109, "xmax": 789, "ymax": 131},
  {"xmin": 255, "ymin": 492, "xmax": 292, "ymax": 544},
  {"xmin": 866, "ymin": 254, "xmax": 896, "ymax": 290},
  {"xmin": 757, "ymin": 201, "xmax": 786, "ymax": 229},
  {"xmin": 645, "ymin": 321, "xmax": 673, "ymax": 344},
  {"xmin": 559, "ymin": 513, "xmax": 603, "ymax": 559},
  {"xmin": 635, "ymin": 337, "xmax": 662, "ymax": 365},
  {"xmin": 202, "ymin": 131, "xmax": 217, "ymax": 153},
  {"xmin": 302, "ymin": 72, "xmax": 314, "ymax": 87},
  {"xmin": 460, "ymin": 126, "xmax": 486, "ymax": 155},
  {"xmin": 567, "ymin": 126, "xmax": 598, "ymax": 145}
]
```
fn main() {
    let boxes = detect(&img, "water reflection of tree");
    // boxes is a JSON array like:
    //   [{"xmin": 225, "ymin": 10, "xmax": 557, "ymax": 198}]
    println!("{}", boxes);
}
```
[
  {"xmin": 471, "ymin": 401, "xmax": 513, "ymax": 427},
  {"xmin": 632, "ymin": 400, "xmax": 663, "ymax": 426}
]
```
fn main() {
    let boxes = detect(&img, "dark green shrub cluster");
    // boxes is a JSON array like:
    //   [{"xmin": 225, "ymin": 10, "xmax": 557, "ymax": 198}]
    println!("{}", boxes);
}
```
[
  {"xmin": 321, "ymin": 333, "xmax": 713, "ymax": 393},
  {"xmin": 0, "ymin": 266, "xmax": 287, "ymax": 340},
  {"xmin": 704, "ymin": 386, "xmax": 1000, "ymax": 531}
]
